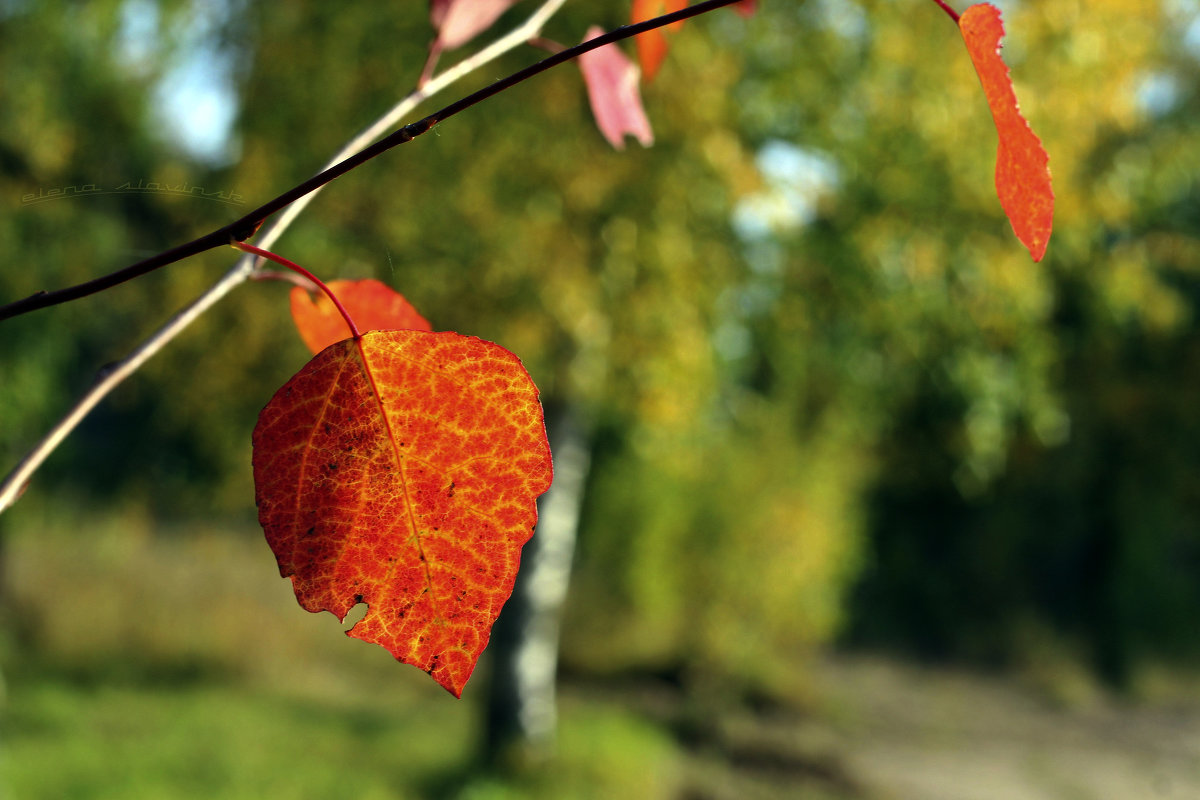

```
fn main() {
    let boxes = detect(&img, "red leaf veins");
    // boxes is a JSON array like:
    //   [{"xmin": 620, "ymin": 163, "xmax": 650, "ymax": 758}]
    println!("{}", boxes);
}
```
[{"xmin": 253, "ymin": 330, "xmax": 553, "ymax": 696}]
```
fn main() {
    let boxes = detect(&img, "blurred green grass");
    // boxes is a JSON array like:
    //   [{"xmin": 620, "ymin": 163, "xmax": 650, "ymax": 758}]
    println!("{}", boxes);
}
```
[
  {"xmin": 0, "ymin": 501, "xmax": 696, "ymax": 800},
  {"xmin": 5, "ymin": 500, "xmax": 1199, "ymax": 800},
  {"xmin": 1, "ymin": 679, "xmax": 689, "ymax": 800}
]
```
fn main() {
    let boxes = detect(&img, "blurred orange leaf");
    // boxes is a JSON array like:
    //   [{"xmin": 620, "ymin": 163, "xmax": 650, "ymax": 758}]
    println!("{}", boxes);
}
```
[
  {"xmin": 959, "ymin": 3, "xmax": 1054, "ymax": 261},
  {"xmin": 631, "ymin": 0, "xmax": 687, "ymax": 82},
  {"xmin": 290, "ymin": 279, "xmax": 431, "ymax": 355},
  {"xmin": 253, "ymin": 330, "xmax": 553, "ymax": 696}
]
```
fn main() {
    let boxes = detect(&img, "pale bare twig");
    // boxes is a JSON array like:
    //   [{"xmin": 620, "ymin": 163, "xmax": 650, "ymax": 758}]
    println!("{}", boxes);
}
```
[
  {"xmin": 1, "ymin": 0, "xmax": 734, "ymax": 319},
  {"xmin": 0, "ymin": 0, "xmax": 570, "ymax": 514}
]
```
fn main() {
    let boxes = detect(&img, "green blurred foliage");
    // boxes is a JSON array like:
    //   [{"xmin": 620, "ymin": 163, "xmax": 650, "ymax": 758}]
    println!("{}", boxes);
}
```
[
  {"xmin": 824, "ymin": 0, "xmax": 1200, "ymax": 686},
  {"xmin": 230, "ymin": 0, "xmax": 865, "ymax": 690},
  {"xmin": 0, "ymin": 0, "xmax": 292, "ymax": 517},
  {"xmin": 1, "ymin": 0, "xmax": 1198, "ymax": 708}
]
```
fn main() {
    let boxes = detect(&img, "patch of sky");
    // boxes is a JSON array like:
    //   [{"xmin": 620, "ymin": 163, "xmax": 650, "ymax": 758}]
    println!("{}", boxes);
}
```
[
  {"xmin": 733, "ymin": 139, "xmax": 839, "ymax": 241},
  {"xmin": 810, "ymin": 0, "xmax": 867, "ymax": 42},
  {"xmin": 1186, "ymin": 17, "xmax": 1200, "ymax": 58},
  {"xmin": 0, "ymin": 0, "xmax": 28, "ymax": 22},
  {"xmin": 117, "ymin": 0, "xmax": 243, "ymax": 165},
  {"xmin": 116, "ymin": 0, "xmax": 159, "ymax": 74},
  {"xmin": 1162, "ymin": 0, "xmax": 1200, "ymax": 57},
  {"xmin": 1135, "ymin": 72, "xmax": 1182, "ymax": 117},
  {"xmin": 985, "ymin": 0, "xmax": 1022, "ymax": 16}
]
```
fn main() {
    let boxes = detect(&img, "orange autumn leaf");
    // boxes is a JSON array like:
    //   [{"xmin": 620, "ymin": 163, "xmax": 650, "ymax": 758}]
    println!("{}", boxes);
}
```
[
  {"xmin": 959, "ymin": 3, "xmax": 1054, "ymax": 261},
  {"xmin": 253, "ymin": 330, "xmax": 553, "ymax": 697},
  {"xmin": 631, "ymin": 0, "xmax": 687, "ymax": 82},
  {"xmin": 290, "ymin": 279, "xmax": 431, "ymax": 355}
]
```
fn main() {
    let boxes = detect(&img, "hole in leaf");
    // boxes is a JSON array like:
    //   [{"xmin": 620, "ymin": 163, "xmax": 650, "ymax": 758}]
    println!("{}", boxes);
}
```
[{"xmin": 342, "ymin": 602, "xmax": 368, "ymax": 631}]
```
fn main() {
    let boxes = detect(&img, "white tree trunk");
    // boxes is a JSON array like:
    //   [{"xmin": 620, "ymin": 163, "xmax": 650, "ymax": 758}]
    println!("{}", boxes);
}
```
[{"xmin": 484, "ymin": 403, "xmax": 591, "ymax": 762}]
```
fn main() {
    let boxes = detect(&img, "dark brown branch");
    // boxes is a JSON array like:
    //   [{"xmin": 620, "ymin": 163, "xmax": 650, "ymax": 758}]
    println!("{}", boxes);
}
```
[{"xmin": 0, "ymin": 0, "xmax": 741, "ymax": 322}]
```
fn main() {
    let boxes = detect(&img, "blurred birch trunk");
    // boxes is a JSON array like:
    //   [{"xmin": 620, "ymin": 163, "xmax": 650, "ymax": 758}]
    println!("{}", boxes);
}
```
[{"xmin": 484, "ymin": 401, "xmax": 591, "ymax": 764}]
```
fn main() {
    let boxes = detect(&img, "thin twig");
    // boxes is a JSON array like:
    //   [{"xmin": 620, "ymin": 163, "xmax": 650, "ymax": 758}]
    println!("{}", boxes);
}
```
[
  {"xmin": 252, "ymin": 0, "xmax": 569, "ymax": 256},
  {"xmin": 0, "ymin": 0, "xmax": 745, "ymax": 512},
  {"xmin": 251, "ymin": 270, "xmax": 319, "ymax": 291},
  {"xmin": 235, "ymin": 242, "xmax": 362, "ymax": 339},
  {"xmin": 0, "ymin": 0, "xmax": 571, "ymax": 514},
  {"xmin": 0, "ymin": 0, "xmax": 739, "ymax": 321}
]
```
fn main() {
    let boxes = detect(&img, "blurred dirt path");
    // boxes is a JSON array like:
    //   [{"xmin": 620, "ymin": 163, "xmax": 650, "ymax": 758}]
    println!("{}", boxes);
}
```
[{"xmin": 812, "ymin": 655, "xmax": 1200, "ymax": 800}]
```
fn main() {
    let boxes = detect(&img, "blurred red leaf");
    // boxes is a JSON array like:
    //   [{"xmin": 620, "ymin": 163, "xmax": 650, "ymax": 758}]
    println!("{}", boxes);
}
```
[
  {"xmin": 631, "ymin": 0, "xmax": 687, "ymax": 82},
  {"xmin": 959, "ymin": 3, "xmax": 1053, "ymax": 261},
  {"xmin": 735, "ymin": 0, "xmax": 757, "ymax": 16},
  {"xmin": 253, "ymin": 330, "xmax": 553, "ymax": 697},
  {"xmin": 429, "ymin": 0, "xmax": 517, "ymax": 51},
  {"xmin": 578, "ymin": 26, "xmax": 655, "ymax": 150},
  {"xmin": 290, "ymin": 279, "xmax": 431, "ymax": 355}
]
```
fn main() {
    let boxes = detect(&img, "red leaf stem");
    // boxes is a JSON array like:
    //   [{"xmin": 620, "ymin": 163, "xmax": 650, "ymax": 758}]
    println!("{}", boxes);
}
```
[
  {"xmin": 931, "ymin": 0, "xmax": 960, "ymax": 23},
  {"xmin": 234, "ymin": 242, "xmax": 362, "ymax": 339},
  {"xmin": 290, "ymin": 279, "xmax": 431, "ymax": 355}
]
